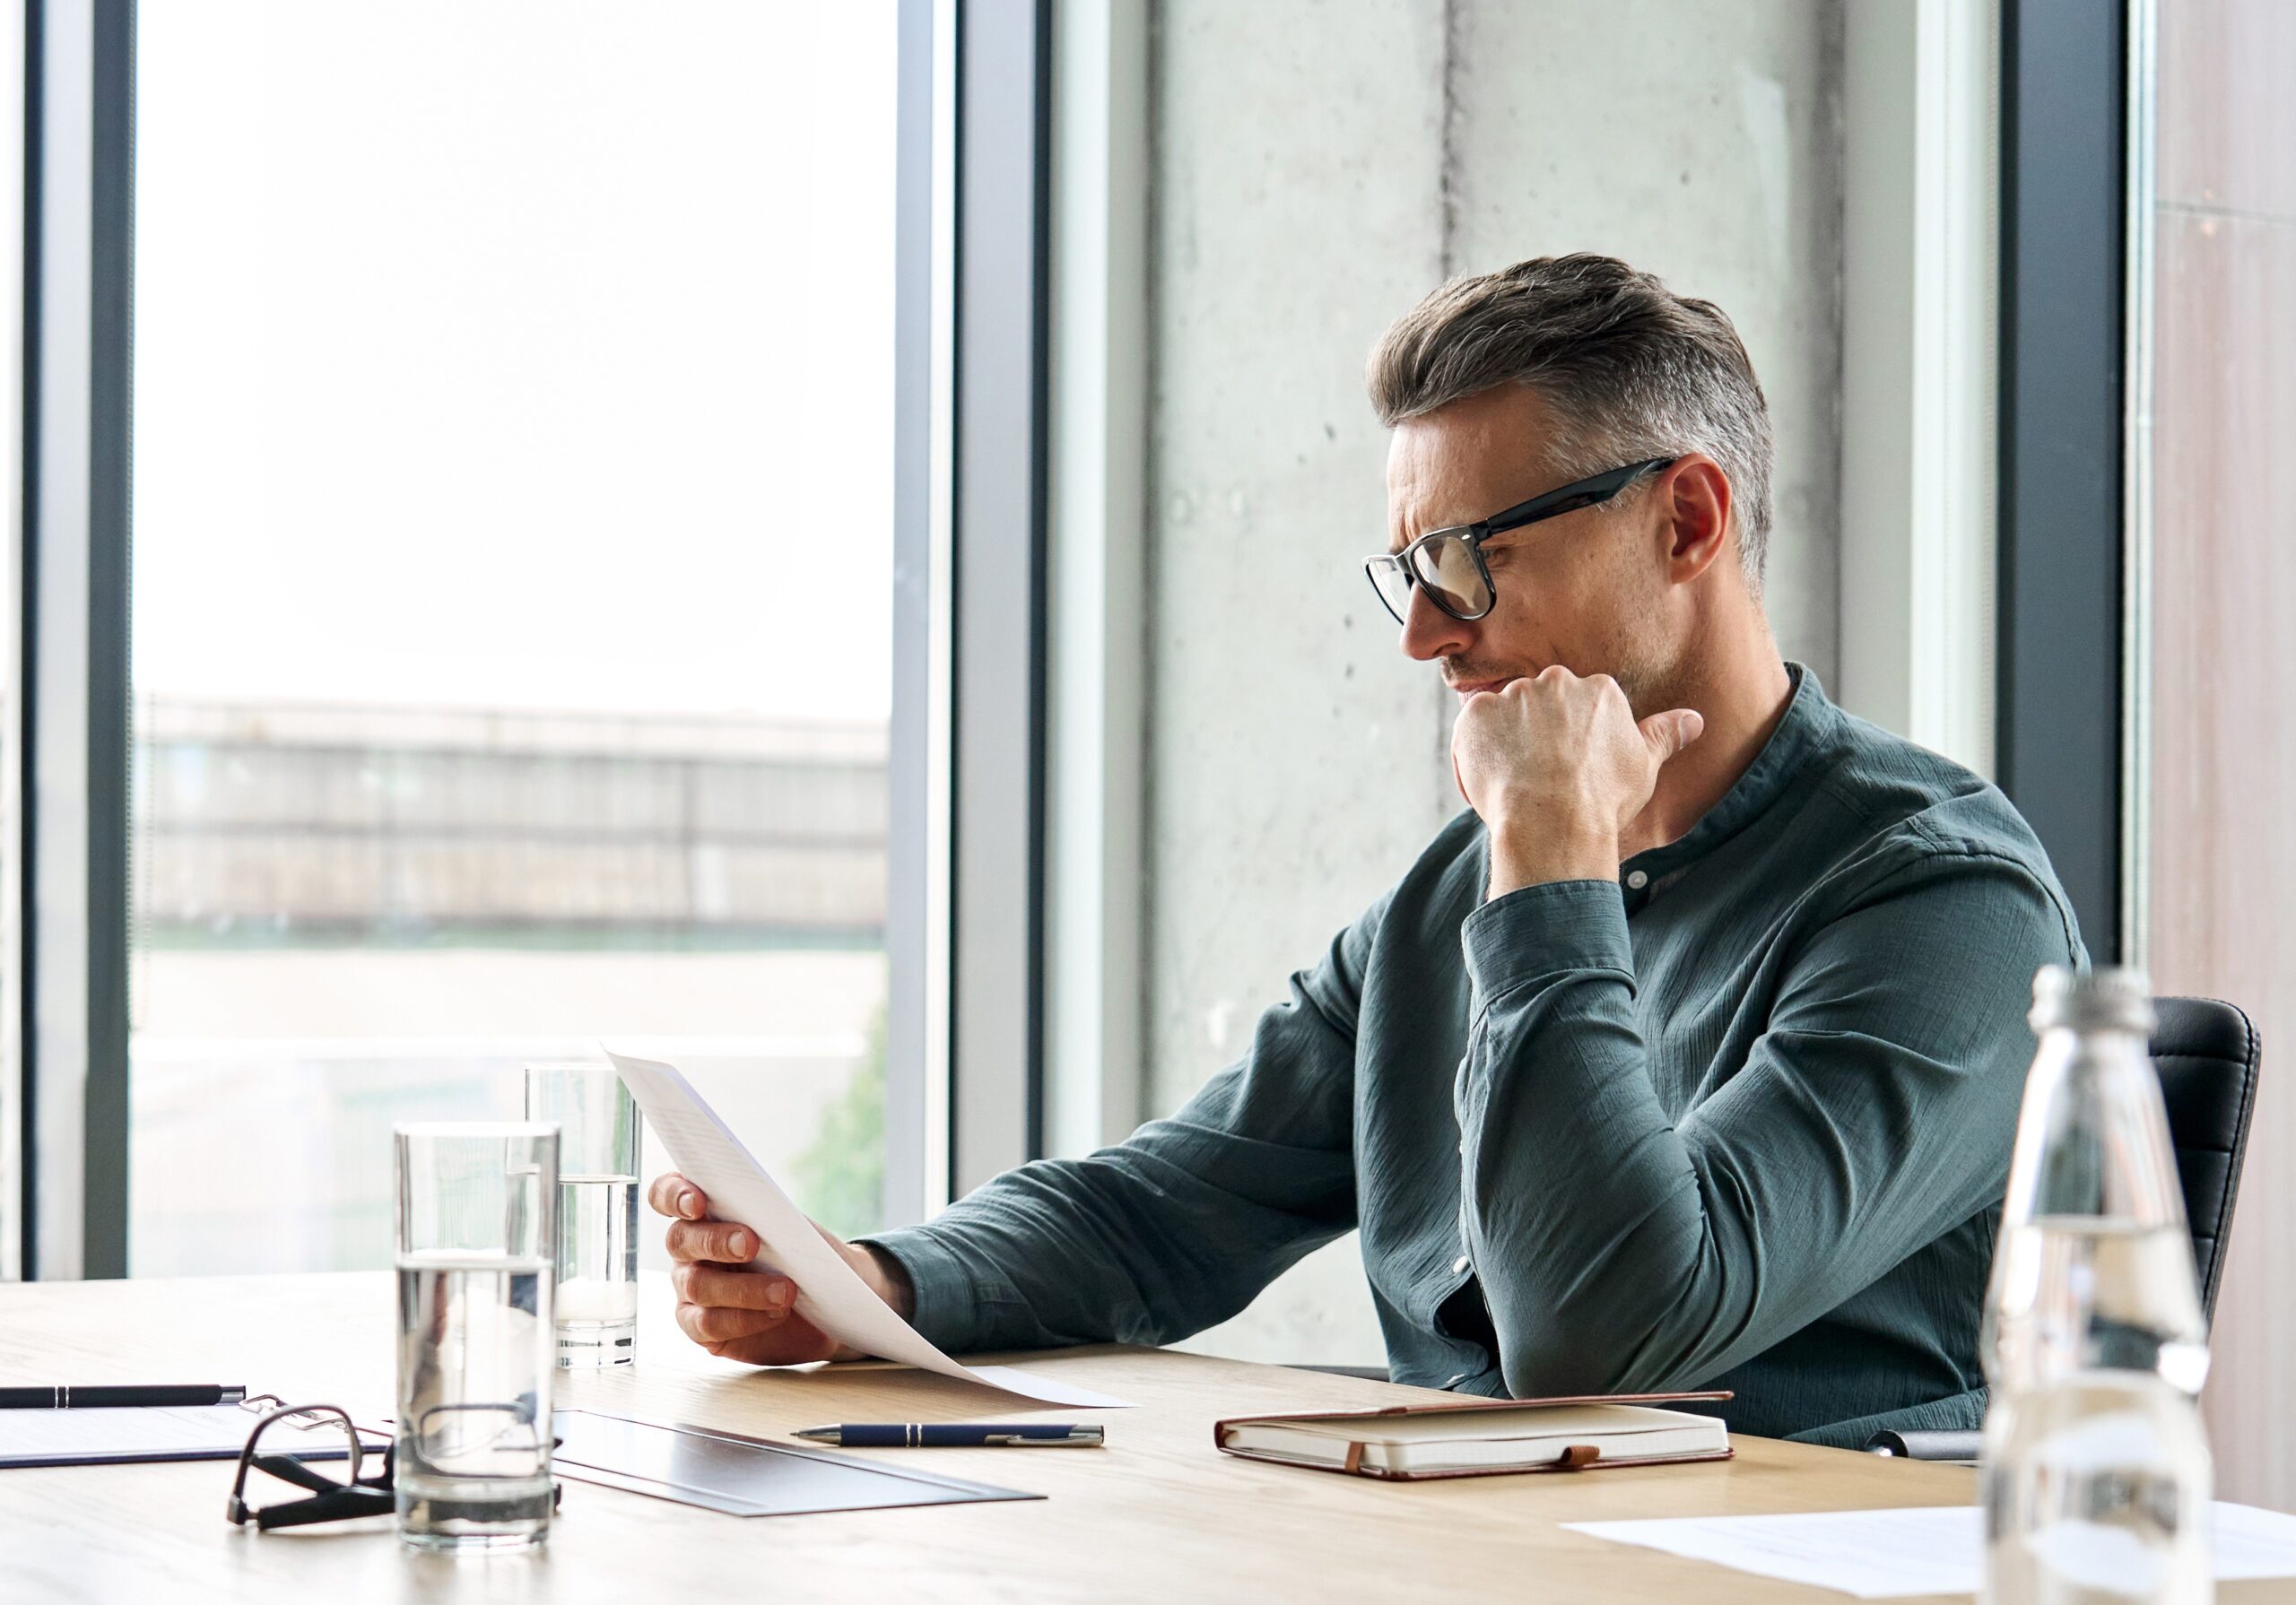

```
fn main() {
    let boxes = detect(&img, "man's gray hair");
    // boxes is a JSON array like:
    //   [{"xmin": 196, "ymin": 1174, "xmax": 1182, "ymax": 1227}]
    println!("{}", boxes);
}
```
[{"xmin": 1367, "ymin": 253, "xmax": 1776, "ymax": 587}]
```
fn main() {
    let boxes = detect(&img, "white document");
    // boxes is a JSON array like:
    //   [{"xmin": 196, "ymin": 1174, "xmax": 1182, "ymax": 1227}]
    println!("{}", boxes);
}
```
[
  {"xmin": 607, "ymin": 1050, "xmax": 1130, "ymax": 1410},
  {"xmin": 1565, "ymin": 1502, "xmax": 2296, "ymax": 1599},
  {"xmin": 0, "ymin": 1403, "xmax": 386, "ymax": 1468}
]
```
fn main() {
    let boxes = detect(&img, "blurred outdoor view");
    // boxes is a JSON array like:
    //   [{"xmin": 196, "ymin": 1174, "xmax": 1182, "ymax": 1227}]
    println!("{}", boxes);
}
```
[{"xmin": 126, "ymin": 3, "xmax": 900, "ymax": 1274}]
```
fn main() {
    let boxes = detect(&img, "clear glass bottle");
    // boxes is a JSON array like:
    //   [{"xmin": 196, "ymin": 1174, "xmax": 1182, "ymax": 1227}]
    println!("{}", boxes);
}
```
[{"xmin": 1980, "ymin": 966, "xmax": 2213, "ymax": 1605}]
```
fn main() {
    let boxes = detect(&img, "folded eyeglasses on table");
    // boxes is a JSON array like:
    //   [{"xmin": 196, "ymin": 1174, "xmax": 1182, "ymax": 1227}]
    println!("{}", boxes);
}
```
[{"xmin": 223, "ymin": 1400, "xmax": 561, "ymax": 1531}]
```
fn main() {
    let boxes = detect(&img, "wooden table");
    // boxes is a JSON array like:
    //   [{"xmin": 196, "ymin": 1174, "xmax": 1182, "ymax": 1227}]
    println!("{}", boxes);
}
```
[{"xmin": 0, "ymin": 1271, "xmax": 2239, "ymax": 1604}]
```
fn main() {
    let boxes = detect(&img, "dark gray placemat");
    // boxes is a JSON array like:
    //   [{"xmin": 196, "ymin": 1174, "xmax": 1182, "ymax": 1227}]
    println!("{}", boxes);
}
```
[{"xmin": 550, "ymin": 1409, "xmax": 1043, "ymax": 1517}]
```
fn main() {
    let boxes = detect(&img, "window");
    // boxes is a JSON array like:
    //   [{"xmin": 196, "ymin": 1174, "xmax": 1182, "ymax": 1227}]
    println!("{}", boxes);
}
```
[{"xmin": 126, "ymin": 3, "xmax": 904, "ymax": 1273}]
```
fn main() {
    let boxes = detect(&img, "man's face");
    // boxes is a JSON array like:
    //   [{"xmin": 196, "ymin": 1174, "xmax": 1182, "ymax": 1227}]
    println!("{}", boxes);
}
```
[{"xmin": 1384, "ymin": 385, "xmax": 1678, "ymax": 714}]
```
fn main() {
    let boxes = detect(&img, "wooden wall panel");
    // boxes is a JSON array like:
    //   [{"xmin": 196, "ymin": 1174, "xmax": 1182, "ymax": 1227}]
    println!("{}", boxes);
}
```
[{"xmin": 2148, "ymin": 0, "xmax": 2296, "ymax": 1511}]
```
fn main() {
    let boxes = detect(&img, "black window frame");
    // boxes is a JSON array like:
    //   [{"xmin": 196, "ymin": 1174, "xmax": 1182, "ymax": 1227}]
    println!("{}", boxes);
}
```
[{"xmin": 1996, "ymin": 0, "xmax": 2131, "ymax": 963}]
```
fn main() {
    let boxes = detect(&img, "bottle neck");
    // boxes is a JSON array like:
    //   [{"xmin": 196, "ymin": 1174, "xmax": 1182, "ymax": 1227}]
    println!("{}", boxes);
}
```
[{"xmin": 2008, "ymin": 1026, "xmax": 2186, "ymax": 1230}]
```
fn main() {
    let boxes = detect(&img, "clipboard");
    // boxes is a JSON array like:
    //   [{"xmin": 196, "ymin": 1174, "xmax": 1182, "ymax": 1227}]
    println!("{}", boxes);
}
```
[{"xmin": 0, "ymin": 1392, "xmax": 387, "ymax": 1471}]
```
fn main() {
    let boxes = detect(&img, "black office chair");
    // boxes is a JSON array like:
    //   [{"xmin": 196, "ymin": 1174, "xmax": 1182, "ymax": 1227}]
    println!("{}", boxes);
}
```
[{"xmin": 1866, "ymin": 995, "xmax": 2261, "ymax": 1460}]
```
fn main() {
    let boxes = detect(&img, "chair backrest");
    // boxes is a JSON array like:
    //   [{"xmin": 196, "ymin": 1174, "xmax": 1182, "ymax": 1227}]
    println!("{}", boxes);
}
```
[{"xmin": 2152, "ymin": 996, "xmax": 2262, "ymax": 1317}]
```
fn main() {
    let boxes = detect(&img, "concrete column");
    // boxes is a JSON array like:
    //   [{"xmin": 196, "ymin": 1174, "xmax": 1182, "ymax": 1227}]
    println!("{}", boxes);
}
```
[
  {"xmin": 1144, "ymin": 0, "xmax": 1847, "ymax": 1364},
  {"xmin": 1446, "ymin": 0, "xmax": 1845, "ymax": 682}
]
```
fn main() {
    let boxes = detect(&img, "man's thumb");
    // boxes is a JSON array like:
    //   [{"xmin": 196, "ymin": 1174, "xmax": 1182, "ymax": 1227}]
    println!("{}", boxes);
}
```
[{"xmin": 1639, "ymin": 707, "xmax": 1706, "ymax": 762}]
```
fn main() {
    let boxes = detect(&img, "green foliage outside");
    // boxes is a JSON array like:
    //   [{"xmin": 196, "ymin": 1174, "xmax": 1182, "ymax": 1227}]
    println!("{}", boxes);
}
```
[{"xmin": 793, "ymin": 1004, "xmax": 886, "ymax": 1238}]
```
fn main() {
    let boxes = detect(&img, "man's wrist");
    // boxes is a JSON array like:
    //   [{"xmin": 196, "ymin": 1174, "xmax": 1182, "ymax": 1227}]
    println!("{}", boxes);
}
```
[
  {"xmin": 857, "ymin": 1242, "xmax": 917, "ymax": 1321},
  {"xmin": 1485, "ymin": 817, "xmax": 1620, "ymax": 898}
]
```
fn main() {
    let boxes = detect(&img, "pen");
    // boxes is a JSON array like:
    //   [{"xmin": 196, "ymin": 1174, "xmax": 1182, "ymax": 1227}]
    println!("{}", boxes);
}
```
[
  {"xmin": 0, "ymin": 1384, "xmax": 248, "ymax": 1410},
  {"xmin": 793, "ymin": 1423, "xmax": 1105, "ymax": 1448}
]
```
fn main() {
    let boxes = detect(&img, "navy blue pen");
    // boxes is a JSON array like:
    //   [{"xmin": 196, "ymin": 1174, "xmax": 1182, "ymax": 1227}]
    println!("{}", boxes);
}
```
[{"xmin": 793, "ymin": 1422, "xmax": 1105, "ymax": 1448}]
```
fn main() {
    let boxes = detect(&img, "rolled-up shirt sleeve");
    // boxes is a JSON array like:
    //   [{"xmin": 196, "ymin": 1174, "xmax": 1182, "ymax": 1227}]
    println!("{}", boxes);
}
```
[{"xmin": 1454, "ymin": 838, "xmax": 2078, "ymax": 1401}]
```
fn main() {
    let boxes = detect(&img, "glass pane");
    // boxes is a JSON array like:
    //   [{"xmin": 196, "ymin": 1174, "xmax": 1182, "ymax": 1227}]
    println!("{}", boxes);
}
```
[
  {"xmin": 2140, "ymin": 0, "xmax": 2296, "ymax": 1509},
  {"xmin": 0, "ymin": 3, "xmax": 16, "ymax": 1279},
  {"xmin": 128, "ymin": 3, "xmax": 902, "ymax": 1274}
]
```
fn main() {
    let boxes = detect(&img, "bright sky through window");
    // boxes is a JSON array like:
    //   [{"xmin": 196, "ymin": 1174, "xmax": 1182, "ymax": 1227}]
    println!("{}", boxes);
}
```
[{"xmin": 134, "ymin": 2, "xmax": 898, "ymax": 722}]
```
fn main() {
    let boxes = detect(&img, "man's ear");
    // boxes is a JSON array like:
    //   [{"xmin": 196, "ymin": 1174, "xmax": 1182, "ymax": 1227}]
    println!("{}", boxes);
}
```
[{"xmin": 1657, "ymin": 455, "xmax": 1733, "ymax": 583}]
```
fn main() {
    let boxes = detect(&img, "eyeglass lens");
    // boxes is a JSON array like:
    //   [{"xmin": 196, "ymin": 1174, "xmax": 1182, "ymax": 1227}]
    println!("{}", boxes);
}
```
[
  {"xmin": 1409, "ymin": 533, "xmax": 1490, "ymax": 619},
  {"xmin": 255, "ymin": 1406, "xmax": 365, "ymax": 1481},
  {"xmin": 1368, "ymin": 559, "xmax": 1414, "ymax": 623}
]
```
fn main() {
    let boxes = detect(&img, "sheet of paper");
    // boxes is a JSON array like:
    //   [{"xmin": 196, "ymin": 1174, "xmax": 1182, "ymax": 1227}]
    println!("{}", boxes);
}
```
[
  {"xmin": 1565, "ymin": 1502, "xmax": 2296, "ymax": 1599},
  {"xmin": 607, "ymin": 1049, "xmax": 1130, "ymax": 1410}
]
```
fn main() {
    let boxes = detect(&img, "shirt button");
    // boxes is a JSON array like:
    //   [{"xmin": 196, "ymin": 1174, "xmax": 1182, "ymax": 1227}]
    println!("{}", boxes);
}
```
[
  {"xmin": 1625, "ymin": 869, "xmax": 1648, "ymax": 889},
  {"xmin": 1452, "ymin": 1254, "xmax": 1471, "ymax": 1274}
]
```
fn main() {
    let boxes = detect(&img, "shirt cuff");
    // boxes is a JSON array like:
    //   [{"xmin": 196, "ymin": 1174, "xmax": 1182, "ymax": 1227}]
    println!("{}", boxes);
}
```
[
  {"xmin": 1460, "ymin": 877, "xmax": 1635, "ymax": 1013},
  {"xmin": 852, "ymin": 1226, "xmax": 987, "ymax": 1354}
]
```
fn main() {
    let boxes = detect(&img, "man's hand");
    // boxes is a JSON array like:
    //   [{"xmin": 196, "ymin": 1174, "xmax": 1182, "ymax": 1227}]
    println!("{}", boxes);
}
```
[
  {"xmin": 648, "ymin": 1172, "xmax": 915, "ymax": 1366},
  {"xmin": 1451, "ymin": 665, "xmax": 1703, "ymax": 898}
]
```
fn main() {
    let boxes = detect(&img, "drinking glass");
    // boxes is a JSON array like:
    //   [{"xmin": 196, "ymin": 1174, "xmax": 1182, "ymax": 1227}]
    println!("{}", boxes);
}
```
[
  {"xmin": 525, "ymin": 1061, "xmax": 643, "ymax": 1367},
  {"xmin": 393, "ymin": 1122, "xmax": 558, "ymax": 1553}
]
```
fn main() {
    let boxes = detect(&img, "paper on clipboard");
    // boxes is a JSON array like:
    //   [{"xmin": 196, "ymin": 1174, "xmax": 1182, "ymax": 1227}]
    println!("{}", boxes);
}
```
[{"xmin": 607, "ymin": 1049, "xmax": 1130, "ymax": 1410}]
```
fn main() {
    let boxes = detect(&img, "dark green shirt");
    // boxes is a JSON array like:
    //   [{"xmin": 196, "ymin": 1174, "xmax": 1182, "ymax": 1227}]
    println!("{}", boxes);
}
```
[{"xmin": 868, "ymin": 667, "xmax": 2083, "ymax": 1444}]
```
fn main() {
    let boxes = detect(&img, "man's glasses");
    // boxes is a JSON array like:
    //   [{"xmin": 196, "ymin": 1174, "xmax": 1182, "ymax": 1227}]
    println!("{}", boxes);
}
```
[
  {"xmin": 223, "ymin": 1400, "xmax": 564, "ymax": 1532},
  {"xmin": 1364, "ymin": 456, "xmax": 1677, "ymax": 626},
  {"xmin": 224, "ymin": 1402, "xmax": 395, "ymax": 1531}
]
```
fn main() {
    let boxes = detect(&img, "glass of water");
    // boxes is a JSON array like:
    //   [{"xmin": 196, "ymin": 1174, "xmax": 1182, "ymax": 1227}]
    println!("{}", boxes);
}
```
[
  {"xmin": 525, "ymin": 1061, "xmax": 642, "ymax": 1368},
  {"xmin": 393, "ymin": 1122, "xmax": 558, "ymax": 1553}
]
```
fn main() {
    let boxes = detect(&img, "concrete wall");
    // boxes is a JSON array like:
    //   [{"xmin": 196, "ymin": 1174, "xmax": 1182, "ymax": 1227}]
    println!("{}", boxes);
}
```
[{"xmin": 1144, "ymin": 0, "xmax": 1845, "ymax": 1363}]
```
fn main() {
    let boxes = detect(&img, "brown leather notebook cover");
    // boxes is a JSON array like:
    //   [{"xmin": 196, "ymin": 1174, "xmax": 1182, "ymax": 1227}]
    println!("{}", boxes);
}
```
[{"xmin": 1212, "ymin": 1390, "xmax": 1734, "ymax": 1481}]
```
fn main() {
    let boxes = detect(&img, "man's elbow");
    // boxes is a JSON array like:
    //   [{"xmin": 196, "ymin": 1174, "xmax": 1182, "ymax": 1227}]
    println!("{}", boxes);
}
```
[
  {"xmin": 1490, "ymin": 1292, "xmax": 1721, "ymax": 1400},
  {"xmin": 1495, "ymin": 1337, "xmax": 1634, "ymax": 1400}
]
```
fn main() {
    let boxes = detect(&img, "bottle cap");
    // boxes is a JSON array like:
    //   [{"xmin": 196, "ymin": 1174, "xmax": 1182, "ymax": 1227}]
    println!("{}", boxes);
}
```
[{"xmin": 2030, "ymin": 964, "xmax": 2155, "ymax": 1037}]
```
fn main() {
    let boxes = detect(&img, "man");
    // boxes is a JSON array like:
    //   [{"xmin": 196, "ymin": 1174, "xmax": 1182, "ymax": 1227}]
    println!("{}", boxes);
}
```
[{"xmin": 650, "ymin": 254, "xmax": 2081, "ymax": 1446}]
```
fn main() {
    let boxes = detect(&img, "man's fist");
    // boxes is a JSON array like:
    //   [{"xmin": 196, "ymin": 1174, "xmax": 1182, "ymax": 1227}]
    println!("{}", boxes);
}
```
[{"xmin": 1451, "ymin": 665, "xmax": 1702, "ymax": 896}]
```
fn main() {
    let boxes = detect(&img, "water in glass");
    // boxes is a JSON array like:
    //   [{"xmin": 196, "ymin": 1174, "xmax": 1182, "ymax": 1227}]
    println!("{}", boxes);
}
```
[
  {"xmin": 393, "ymin": 1121, "xmax": 557, "ymax": 1551},
  {"xmin": 553, "ymin": 1172, "xmax": 639, "ymax": 1366},
  {"xmin": 394, "ymin": 1252, "xmax": 557, "ymax": 1550},
  {"xmin": 525, "ymin": 1062, "xmax": 643, "ymax": 1367}
]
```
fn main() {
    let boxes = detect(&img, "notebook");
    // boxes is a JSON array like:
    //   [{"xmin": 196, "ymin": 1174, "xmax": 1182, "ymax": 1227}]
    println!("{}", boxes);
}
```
[{"xmin": 1213, "ymin": 1391, "xmax": 1733, "ymax": 1480}]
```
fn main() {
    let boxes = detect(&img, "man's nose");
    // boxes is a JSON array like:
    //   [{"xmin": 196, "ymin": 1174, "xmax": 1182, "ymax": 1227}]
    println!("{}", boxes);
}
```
[{"xmin": 1397, "ymin": 584, "xmax": 1474, "ymax": 663}]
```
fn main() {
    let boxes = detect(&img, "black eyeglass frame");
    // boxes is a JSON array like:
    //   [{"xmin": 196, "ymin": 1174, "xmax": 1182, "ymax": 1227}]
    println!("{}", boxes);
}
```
[
  {"xmin": 224, "ymin": 1402, "xmax": 396, "ymax": 1531},
  {"xmin": 1363, "ymin": 455, "xmax": 1680, "ymax": 626}
]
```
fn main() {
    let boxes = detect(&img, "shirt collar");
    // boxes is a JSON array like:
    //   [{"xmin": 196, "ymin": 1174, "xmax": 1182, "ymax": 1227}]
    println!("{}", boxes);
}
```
[{"xmin": 1622, "ymin": 662, "xmax": 1839, "ymax": 881}]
